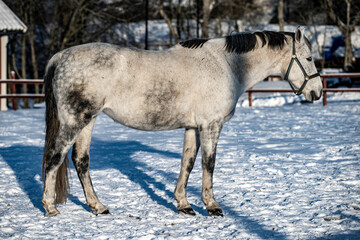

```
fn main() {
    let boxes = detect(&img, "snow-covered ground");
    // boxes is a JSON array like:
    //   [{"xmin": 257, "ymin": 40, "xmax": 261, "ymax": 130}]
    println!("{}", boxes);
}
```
[{"xmin": 0, "ymin": 91, "xmax": 360, "ymax": 239}]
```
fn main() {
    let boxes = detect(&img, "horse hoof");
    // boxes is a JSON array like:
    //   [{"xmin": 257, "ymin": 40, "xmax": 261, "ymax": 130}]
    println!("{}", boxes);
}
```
[
  {"xmin": 178, "ymin": 207, "xmax": 196, "ymax": 216},
  {"xmin": 208, "ymin": 209, "xmax": 224, "ymax": 217},
  {"xmin": 94, "ymin": 209, "xmax": 110, "ymax": 215},
  {"xmin": 45, "ymin": 209, "xmax": 60, "ymax": 217},
  {"xmin": 101, "ymin": 209, "xmax": 110, "ymax": 214}
]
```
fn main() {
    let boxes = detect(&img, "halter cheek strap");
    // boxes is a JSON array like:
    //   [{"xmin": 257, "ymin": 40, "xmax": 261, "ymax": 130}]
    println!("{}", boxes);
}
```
[{"xmin": 284, "ymin": 37, "xmax": 320, "ymax": 95}]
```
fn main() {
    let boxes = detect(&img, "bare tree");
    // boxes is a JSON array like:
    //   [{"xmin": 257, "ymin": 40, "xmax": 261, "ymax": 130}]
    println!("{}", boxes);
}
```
[
  {"xmin": 325, "ymin": 0, "xmax": 360, "ymax": 70},
  {"xmin": 201, "ymin": 0, "xmax": 215, "ymax": 38},
  {"xmin": 20, "ymin": 1, "xmax": 29, "ymax": 108},
  {"xmin": 5, "ymin": 0, "xmax": 140, "ymax": 105},
  {"xmin": 44, "ymin": 0, "xmax": 139, "ymax": 57},
  {"xmin": 27, "ymin": 0, "xmax": 40, "ymax": 102},
  {"xmin": 159, "ymin": 0, "xmax": 180, "ymax": 44},
  {"xmin": 198, "ymin": 0, "xmax": 260, "ymax": 38},
  {"xmin": 278, "ymin": 0, "xmax": 284, "ymax": 31}
]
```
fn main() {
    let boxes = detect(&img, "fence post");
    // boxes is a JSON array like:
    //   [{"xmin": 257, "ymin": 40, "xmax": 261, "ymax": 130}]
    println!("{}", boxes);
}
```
[
  {"xmin": 322, "ymin": 77, "xmax": 327, "ymax": 106},
  {"xmin": 10, "ymin": 71, "xmax": 18, "ymax": 110},
  {"xmin": 248, "ymin": 91, "xmax": 253, "ymax": 107}
]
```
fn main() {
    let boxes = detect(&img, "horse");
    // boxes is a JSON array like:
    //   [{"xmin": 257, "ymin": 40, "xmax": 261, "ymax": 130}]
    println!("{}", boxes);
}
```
[{"xmin": 41, "ymin": 27, "xmax": 322, "ymax": 217}]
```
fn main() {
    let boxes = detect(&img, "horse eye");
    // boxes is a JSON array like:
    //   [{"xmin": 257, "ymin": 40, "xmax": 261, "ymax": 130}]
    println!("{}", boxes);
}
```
[{"xmin": 306, "ymin": 57, "xmax": 312, "ymax": 61}]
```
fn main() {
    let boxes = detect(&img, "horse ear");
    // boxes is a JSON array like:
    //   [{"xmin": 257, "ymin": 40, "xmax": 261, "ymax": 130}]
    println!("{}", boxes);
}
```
[{"xmin": 295, "ymin": 26, "xmax": 303, "ymax": 43}]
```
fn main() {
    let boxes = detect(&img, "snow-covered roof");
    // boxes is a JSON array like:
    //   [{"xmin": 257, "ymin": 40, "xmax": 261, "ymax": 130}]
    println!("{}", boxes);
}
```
[{"xmin": 0, "ymin": 0, "xmax": 27, "ymax": 34}]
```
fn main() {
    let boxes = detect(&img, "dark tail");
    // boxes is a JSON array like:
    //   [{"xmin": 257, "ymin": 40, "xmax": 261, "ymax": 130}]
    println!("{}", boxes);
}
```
[{"xmin": 41, "ymin": 53, "xmax": 70, "ymax": 204}]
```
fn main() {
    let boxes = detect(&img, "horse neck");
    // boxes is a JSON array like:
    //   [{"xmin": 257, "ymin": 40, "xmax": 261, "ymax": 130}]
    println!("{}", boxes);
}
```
[{"xmin": 225, "ymin": 42, "xmax": 292, "ymax": 91}]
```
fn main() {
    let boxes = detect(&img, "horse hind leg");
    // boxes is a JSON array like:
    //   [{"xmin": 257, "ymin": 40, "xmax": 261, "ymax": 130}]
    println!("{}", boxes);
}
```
[
  {"xmin": 42, "ymin": 106, "xmax": 101, "ymax": 216},
  {"xmin": 71, "ymin": 118, "xmax": 109, "ymax": 215},
  {"xmin": 42, "ymin": 124, "xmax": 80, "ymax": 216},
  {"xmin": 174, "ymin": 128, "xmax": 200, "ymax": 216}
]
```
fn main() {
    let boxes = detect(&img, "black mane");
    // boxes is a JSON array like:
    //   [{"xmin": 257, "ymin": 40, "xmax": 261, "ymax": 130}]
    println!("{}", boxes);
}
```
[
  {"xmin": 225, "ymin": 31, "xmax": 294, "ymax": 54},
  {"xmin": 179, "ymin": 38, "xmax": 209, "ymax": 49},
  {"xmin": 179, "ymin": 31, "xmax": 310, "ymax": 54}
]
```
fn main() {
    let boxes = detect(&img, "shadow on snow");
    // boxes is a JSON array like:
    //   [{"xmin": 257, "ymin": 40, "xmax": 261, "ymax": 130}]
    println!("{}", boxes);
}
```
[{"xmin": 2, "ymin": 139, "xmax": 288, "ymax": 239}]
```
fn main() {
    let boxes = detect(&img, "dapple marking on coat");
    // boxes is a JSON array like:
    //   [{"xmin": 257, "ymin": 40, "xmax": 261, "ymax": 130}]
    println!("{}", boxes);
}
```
[{"xmin": 42, "ymin": 28, "xmax": 323, "ymax": 217}]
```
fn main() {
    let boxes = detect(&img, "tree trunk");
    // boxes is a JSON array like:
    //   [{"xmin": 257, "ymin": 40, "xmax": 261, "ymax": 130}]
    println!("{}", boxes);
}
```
[
  {"xmin": 343, "ymin": 0, "xmax": 353, "ymax": 70},
  {"xmin": 325, "ymin": 0, "xmax": 359, "ymax": 70},
  {"xmin": 21, "ymin": 7, "xmax": 29, "ymax": 109},
  {"xmin": 196, "ymin": 0, "xmax": 200, "ymax": 38},
  {"xmin": 28, "ymin": 31, "xmax": 40, "ymax": 102},
  {"xmin": 278, "ymin": 0, "xmax": 284, "ymax": 31},
  {"xmin": 343, "ymin": 30, "xmax": 353, "ymax": 70},
  {"xmin": 10, "ymin": 37, "xmax": 21, "ymax": 78},
  {"xmin": 46, "ymin": 1, "xmax": 59, "ymax": 61},
  {"xmin": 21, "ymin": 33, "xmax": 29, "ymax": 108},
  {"xmin": 59, "ymin": 0, "xmax": 87, "ymax": 51},
  {"xmin": 201, "ymin": 0, "xmax": 211, "ymax": 38},
  {"xmin": 176, "ymin": 0, "xmax": 182, "ymax": 40},
  {"xmin": 159, "ymin": 0, "xmax": 180, "ymax": 44},
  {"xmin": 28, "ymin": 1, "xmax": 40, "ymax": 102}
]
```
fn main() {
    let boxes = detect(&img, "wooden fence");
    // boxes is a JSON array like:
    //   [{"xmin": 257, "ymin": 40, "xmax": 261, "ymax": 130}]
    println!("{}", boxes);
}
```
[
  {"xmin": 1, "ymin": 72, "xmax": 360, "ymax": 110},
  {"xmin": 246, "ymin": 73, "xmax": 360, "ymax": 106},
  {"xmin": 0, "ymin": 72, "xmax": 44, "ymax": 110}
]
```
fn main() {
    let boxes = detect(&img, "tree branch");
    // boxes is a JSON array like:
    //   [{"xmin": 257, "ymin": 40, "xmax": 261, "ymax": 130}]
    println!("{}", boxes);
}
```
[
  {"xmin": 350, "ymin": 13, "xmax": 360, "ymax": 32},
  {"xmin": 159, "ymin": 0, "xmax": 180, "ymax": 44},
  {"xmin": 325, "ymin": 0, "xmax": 346, "ymax": 33}
]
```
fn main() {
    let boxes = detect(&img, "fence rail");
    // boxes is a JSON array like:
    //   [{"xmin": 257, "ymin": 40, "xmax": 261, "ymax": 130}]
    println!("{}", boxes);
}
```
[
  {"xmin": 246, "ymin": 73, "xmax": 360, "ymax": 106},
  {"xmin": 0, "ymin": 72, "xmax": 44, "ymax": 110},
  {"xmin": 0, "ymin": 80, "xmax": 44, "ymax": 85},
  {"xmin": 0, "ymin": 94, "xmax": 45, "ymax": 99},
  {"xmin": 1, "ymin": 73, "xmax": 360, "ymax": 110}
]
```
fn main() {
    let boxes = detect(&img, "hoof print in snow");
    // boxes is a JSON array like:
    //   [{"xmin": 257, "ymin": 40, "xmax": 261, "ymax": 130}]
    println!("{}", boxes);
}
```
[
  {"xmin": 178, "ymin": 207, "xmax": 196, "ymax": 216},
  {"xmin": 128, "ymin": 214, "xmax": 142, "ymax": 220},
  {"xmin": 324, "ymin": 215, "xmax": 342, "ymax": 221},
  {"xmin": 208, "ymin": 209, "xmax": 224, "ymax": 217}
]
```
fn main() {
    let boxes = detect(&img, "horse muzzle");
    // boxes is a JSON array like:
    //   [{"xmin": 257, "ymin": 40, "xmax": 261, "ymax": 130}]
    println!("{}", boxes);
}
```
[
  {"xmin": 310, "ymin": 89, "xmax": 322, "ymax": 101},
  {"xmin": 304, "ymin": 88, "xmax": 322, "ymax": 102}
]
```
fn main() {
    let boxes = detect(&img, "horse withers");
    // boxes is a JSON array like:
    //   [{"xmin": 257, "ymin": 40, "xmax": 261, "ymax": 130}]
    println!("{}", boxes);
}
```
[{"xmin": 41, "ymin": 27, "xmax": 322, "ymax": 217}]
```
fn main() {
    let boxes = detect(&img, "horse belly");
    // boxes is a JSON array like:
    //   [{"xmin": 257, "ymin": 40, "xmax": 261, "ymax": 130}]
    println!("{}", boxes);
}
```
[{"xmin": 103, "ymin": 100, "xmax": 190, "ymax": 131}]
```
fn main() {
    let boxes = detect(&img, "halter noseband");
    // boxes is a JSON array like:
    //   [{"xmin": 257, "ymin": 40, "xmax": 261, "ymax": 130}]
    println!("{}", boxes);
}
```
[{"xmin": 284, "ymin": 37, "xmax": 320, "ymax": 95}]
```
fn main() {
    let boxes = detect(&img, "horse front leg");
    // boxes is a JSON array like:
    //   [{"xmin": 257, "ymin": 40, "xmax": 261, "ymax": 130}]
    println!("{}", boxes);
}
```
[
  {"xmin": 71, "ymin": 118, "xmax": 109, "ymax": 215},
  {"xmin": 174, "ymin": 128, "xmax": 200, "ymax": 215},
  {"xmin": 199, "ymin": 120, "xmax": 224, "ymax": 217}
]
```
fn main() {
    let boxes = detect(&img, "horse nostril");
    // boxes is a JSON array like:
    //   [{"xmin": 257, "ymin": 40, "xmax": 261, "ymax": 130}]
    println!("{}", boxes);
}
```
[
  {"xmin": 310, "ymin": 91, "xmax": 316, "ymax": 100},
  {"xmin": 311, "ymin": 90, "xmax": 320, "ymax": 101}
]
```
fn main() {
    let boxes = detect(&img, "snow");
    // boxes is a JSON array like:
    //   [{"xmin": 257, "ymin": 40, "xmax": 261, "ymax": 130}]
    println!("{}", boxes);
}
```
[{"xmin": 1, "ymin": 92, "xmax": 360, "ymax": 239}]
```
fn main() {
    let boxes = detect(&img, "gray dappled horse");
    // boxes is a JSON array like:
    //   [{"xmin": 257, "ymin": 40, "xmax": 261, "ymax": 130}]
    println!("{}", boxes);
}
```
[{"xmin": 42, "ymin": 27, "xmax": 322, "ymax": 217}]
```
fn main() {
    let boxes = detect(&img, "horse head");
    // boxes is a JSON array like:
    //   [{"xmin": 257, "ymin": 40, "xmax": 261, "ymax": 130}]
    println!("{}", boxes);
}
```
[{"xmin": 283, "ymin": 27, "xmax": 323, "ymax": 101}]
